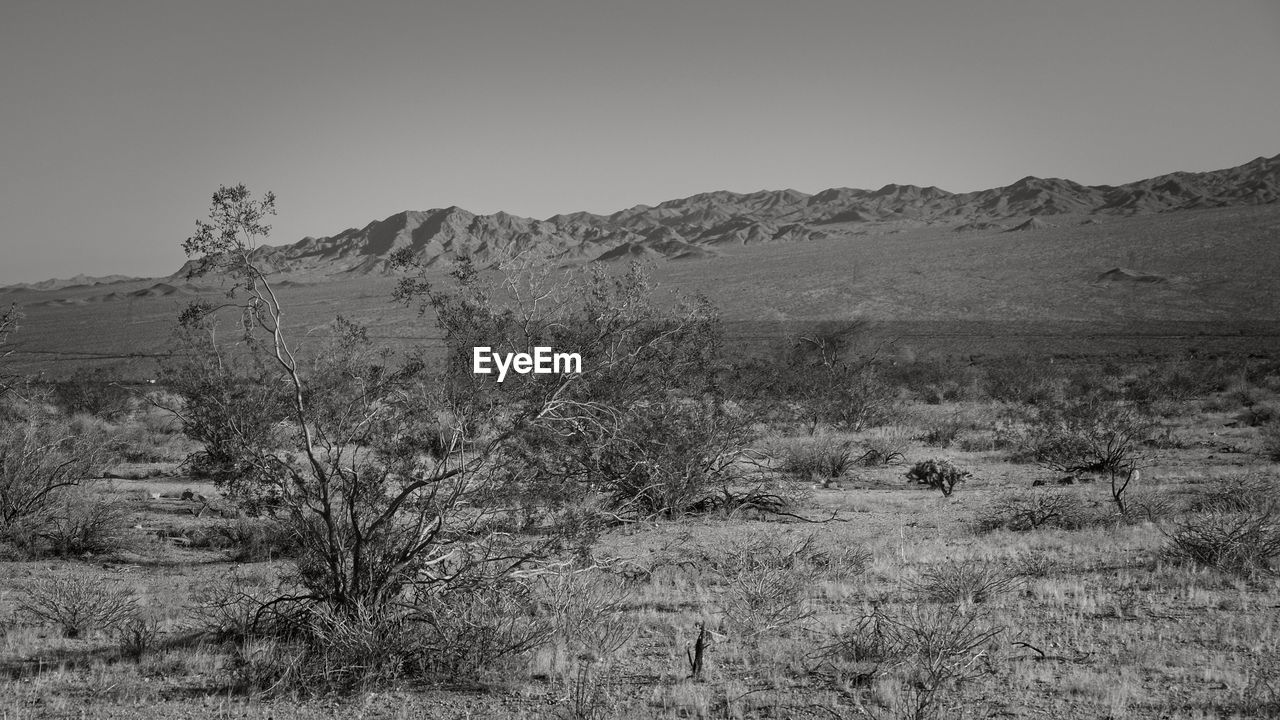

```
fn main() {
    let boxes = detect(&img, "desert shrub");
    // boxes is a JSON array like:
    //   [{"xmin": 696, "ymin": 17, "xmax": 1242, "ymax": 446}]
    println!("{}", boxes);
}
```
[
  {"xmin": 687, "ymin": 532, "xmax": 868, "ymax": 585},
  {"xmin": 19, "ymin": 574, "xmax": 138, "ymax": 638},
  {"xmin": 1264, "ymin": 423, "xmax": 1280, "ymax": 462},
  {"xmin": 721, "ymin": 562, "xmax": 815, "ymax": 638},
  {"xmin": 1185, "ymin": 475, "xmax": 1279, "ymax": 513},
  {"xmin": 883, "ymin": 357, "xmax": 982, "ymax": 404},
  {"xmin": 861, "ymin": 425, "xmax": 910, "ymax": 466},
  {"xmin": 171, "ymin": 186, "xmax": 773, "ymax": 695},
  {"xmin": 210, "ymin": 518, "xmax": 296, "ymax": 562},
  {"xmin": 1002, "ymin": 396, "xmax": 1151, "ymax": 513},
  {"xmin": 538, "ymin": 568, "xmax": 635, "ymax": 662},
  {"xmin": 905, "ymin": 458, "xmax": 969, "ymax": 496},
  {"xmin": 1239, "ymin": 403, "xmax": 1280, "ymax": 428},
  {"xmin": 292, "ymin": 604, "xmax": 418, "ymax": 693},
  {"xmin": 1125, "ymin": 362, "xmax": 1212, "ymax": 410},
  {"xmin": 160, "ymin": 337, "xmax": 292, "ymax": 514},
  {"xmin": 116, "ymin": 615, "xmax": 161, "ymax": 661},
  {"xmin": 214, "ymin": 574, "xmax": 558, "ymax": 694},
  {"xmin": 409, "ymin": 578, "xmax": 555, "ymax": 679},
  {"xmin": 105, "ymin": 417, "xmax": 186, "ymax": 463},
  {"xmin": 1164, "ymin": 504, "xmax": 1280, "ymax": 576},
  {"xmin": 47, "ymin": 366, "xmax": 134, "ymax": 420},
  {"xmin": 983, "ymin": 356, "xmax": 1061, "ymax": 405},
  {"xmin": 775, "ymin": 435, "xmax": 857, "ymax": 481},
  {"xmin": 917, "ymin": 413, "xmax": 965, "ymax": 448},
  {"xmin": 1062, "ymin": 362, "xmax": 1126, "ymax": 402},
  {"xmin": 734, "ymin": 322, "xmax": 902, "ymax": 434},
  {"xmin": 975, "ymin": 490, "xmax": 1098, "ymax": 532},
  {"xmin": 836, "ymin": 368, "xmax": 905, "ymax": 431},
  {"xmin": 39, "ymin": 483, "xmax": 132, "ymax": 556},
  {"xmin": 696, "ymin": 534, "xmax": 846, "ymax": 639},
  {"xmin": 225, "ymin": 579, "xmax": 557, "ymax": 695},
  {"xmin": 581, "ymin": 397, "xmax": 761, "ymax": 519},
  {"xmin": 1121, "ymin": 488, "xmax": 1178, "ymax": 523},
  {"xmin": 0, "ymin": 417, "xmax": 113, "ymax": 555},
  {"xmin": 911, "ymin": 559, "xmax": 1023, "ymax": 605},
  {"xmin": 818, "ymin": 605, "xmax": 1000, "ymax": 720},
  {"xmin": 192, "ymin": 569, "xmax": 284, "ymax": 640},
  {"xmin": 226, "ymin": 638, "xmax": 304, "ymax": 694}
]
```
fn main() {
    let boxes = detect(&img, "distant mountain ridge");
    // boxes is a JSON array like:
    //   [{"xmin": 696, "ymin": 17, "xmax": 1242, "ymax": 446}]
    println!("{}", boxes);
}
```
[
  {"xmin": 153, "ymin": 151, "xmax": 1276, "ymax": 277},
  {"xmin": 1, "ymin": 274, "xmax": 140, "ymax": 292}
]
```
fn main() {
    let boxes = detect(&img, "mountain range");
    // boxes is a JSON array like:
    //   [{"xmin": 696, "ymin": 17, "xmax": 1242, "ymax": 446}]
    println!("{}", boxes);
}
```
[
  {"xmin": 207, "ymin": 153, "xmax": 1277, "ymax": 278},
  {"xmin": 0, "ymin": 152, "xmax": 1213, "ymax": 281}
]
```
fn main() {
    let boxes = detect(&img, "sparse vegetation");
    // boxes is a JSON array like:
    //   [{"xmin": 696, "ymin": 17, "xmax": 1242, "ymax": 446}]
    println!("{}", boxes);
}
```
[
  {"xmin": 0, "ymin": 417, "xmax": 116, "ymax": 556},
  {"xmin": 911, "ymin": 559, "xmax": 1023, "ymax": 606},
  {"xmin": 18, "ymin": 574, "xmax": 138, "ymax": 638},
  {"xmin": 5, "ymin": 191, "xmax": 1280, "ymax": 719},
  {"xmin": 976, "ymin": 489, "xmax": 1098, "ymax": 531},
  {"xmin": 1264, "ymin": 422, "xmax": 1280, "ymax": 461},
  {"xmin": 775, "ymin": 435, "xmax": 857, "ymax": 482},
  {"xmin": 861, "ymin": 425, "xmax": 911, "ymax": 466},
  {"xmin": 1165, "ymin": 503, "xmax": 1280, "ymax": 576}
]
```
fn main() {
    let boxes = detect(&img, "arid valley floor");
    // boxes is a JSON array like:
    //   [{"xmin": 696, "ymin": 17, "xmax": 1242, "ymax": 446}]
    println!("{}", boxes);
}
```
[{"xmin": 1, "ymin": 192, "xmax": 1279, "ymax": 719}]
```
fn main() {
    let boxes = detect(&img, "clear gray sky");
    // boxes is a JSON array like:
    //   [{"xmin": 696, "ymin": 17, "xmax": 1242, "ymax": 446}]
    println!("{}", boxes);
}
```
[{"xmin": 2, "ymin": 0, "xmax": 1278, "ymax": 285}]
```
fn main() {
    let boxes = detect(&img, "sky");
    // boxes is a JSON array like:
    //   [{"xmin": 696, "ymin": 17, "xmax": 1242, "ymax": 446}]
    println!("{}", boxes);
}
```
[{"xmin": 1, "ymin": 0, "xmax": 1278, "ymax": 285}]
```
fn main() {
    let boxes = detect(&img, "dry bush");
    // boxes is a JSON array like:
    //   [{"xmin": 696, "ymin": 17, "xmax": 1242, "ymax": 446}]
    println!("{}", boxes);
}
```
[
  {"xmin": 1164, "ymin": 504, "xmax": 1280, "ymax": 576},
  {"xmin": 39, "ymin": 483, "xmax": 132, "ymax": 556},
  {"xmin": 1121, "ymin": 488, "xmax": 1179, "ymax": 523},
  {"xmin": 883, "ymin": 358, "xmax": 982, "ymax": 405},
  {"xmin": 695, "ymin": 534, "xmax": 866, "ymax": 638},
  {"xmin": 806, "ymin": 542, "xmax": 875, "ymax": 584},
  {"xmin": 910, "ymin": 560, "xmax": 1023, "ymax": 606},
  {"xmin": 1262, "ymin": 422, "xmax": 1280, "ymax": 461},
  {"xmin": 0, "ymin": 419, "xmax": 107, "ymax": 538},
  {"xmin": 1242, "ymin": 650, "xmax": 1280, "ymax": 718},
  {"xmin": 982, "ymin": 357, "xmax": 1061, "ymax": 405},
  {"xmin": 1125, "ymin": 362, "xmax": 1214, "ymax": 410},
  {"xmin": 1002, "ymin": 397, "xmax": 1152, "ymax": 514},
  {"xmin": 1185, "ymin": 475, "xmax": 1278, "ymax": 513},
  {"xmin": 19, "ymin": 574, "xmax": 138, "ymax": 638},
  {"xmin": 215, "ymin": 575, "xmax": 559, "ymax": 695},
  {"xmin": 290, "ymin": 604, "xmax": 417, "ymax": 694},
  {"xmin": 775, "ymin": 435, "xmax": 857, "ymax": 482},
  {"xmin": 861, "ymin": 426, "xmax": 911, "ymax": 466},
  {"xmin": 0, "ymin": 417, "xmax": 123, "ymax": 557},
  {"xmin": 585, "ymin": 397, "xmax": 763, "ymax": 519},
  {"xmin": 409, "ymin": 579, "xmax": 555, "ymax": 679},
  {"xmin": 1239, "ymin": 403, "xmax": 1280, "ymax": 428},
  {"xmin": 539, "ymin": 568, "xmax": 635, "ymax": 661},
  {"xmin": 975, "ymin": 490, "xmax": 1097, "ymax": 532},
  {"xmin": 818, "ymin": 605, "xmax": 1001, "ymax": 720},
  {"xmin": 116, "ymin": 615, "xmax": 162, "ymax": 661},
  {"xmin": 108, "ymin": 418, "xmax": 187, "ymax": 463},
  {"xmin": 47, "ymin": 366, "xmax": 134, "ymax": 420},
  {"xmin": 904, "ymin": 459, "xmax": 969, "ymax": 496},
  {"xmin": 916, "ymin": 414, "xmax": 964, "ymax": 448},
  {"xmin": 537, "ymin": 569, "xmax": 636, "ymax": 720},
  {"xmin": 721, "ymin": 562, "xmax": 815, "ymax": 638},
  {"xmin": 191, "ymin": 569, "xmax": 284, "ymax": 640},
  {"xmin": 209, "ymin": 518, "xmax": 296, "ymax": 562}
]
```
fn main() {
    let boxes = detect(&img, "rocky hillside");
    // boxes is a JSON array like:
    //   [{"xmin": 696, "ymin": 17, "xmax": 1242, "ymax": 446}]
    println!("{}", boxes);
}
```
[{"xmin": 177, "ymin": 153, "xmax": 1280, "ymax": 277}]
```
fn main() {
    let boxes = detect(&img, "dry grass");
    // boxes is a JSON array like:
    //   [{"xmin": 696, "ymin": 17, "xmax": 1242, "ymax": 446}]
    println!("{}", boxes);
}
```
[{"xmin": 2, "ymin": 388, "xmax": 1280, "ymax": 719}]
